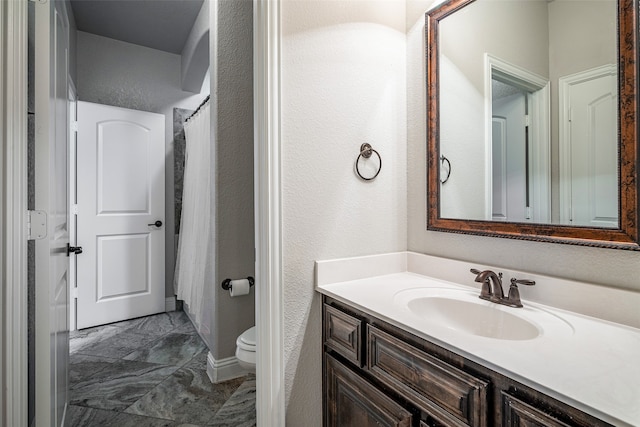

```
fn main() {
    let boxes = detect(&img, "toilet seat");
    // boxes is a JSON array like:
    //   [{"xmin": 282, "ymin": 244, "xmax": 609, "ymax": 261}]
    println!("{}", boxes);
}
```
[
  {"xmin": 236, "ymin": 326, "xmax": 256, "ymax": 351},
  {"xmin": 236, "ymin": 326, "xmax": 256, "ymax": 373}
]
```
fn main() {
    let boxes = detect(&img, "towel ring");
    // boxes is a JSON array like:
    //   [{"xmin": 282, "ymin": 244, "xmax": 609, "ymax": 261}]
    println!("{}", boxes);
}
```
[
  {"xmin": 356, "ymin": 143, "xmax": 382, "ymax": 181},
  {"xmin": 440, "ymin": 155, "xmax": 451, "ymax": 184}
]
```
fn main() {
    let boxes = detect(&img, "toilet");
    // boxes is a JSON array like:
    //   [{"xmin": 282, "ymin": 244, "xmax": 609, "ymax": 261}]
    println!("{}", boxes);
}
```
[{"xmin": 235, "ymin": 326, "xmax": 256, "ymax": 373}]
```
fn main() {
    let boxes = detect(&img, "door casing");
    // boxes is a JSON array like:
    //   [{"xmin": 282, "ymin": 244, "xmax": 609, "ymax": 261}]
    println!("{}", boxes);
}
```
[{"xmin": 0, "ymin": 1, "xmax": 28, "ymax": 425}]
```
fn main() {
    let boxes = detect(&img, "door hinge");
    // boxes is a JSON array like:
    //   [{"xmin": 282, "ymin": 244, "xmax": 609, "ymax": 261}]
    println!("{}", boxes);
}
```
[
  {"xmin": 71, "ymin": 288, "xmax": 79, "ymax": 299},
  {"xmin": 568, "ymin": 108, "xmax": 573, "ymax": 122},
  {"xmin": 71, "ymin": 121, "xmax": 79, "ymax": 133},
  {"xmin": 524, "ymin": 115, "xmax": 531, "ymax": 127},
  {"xmin": 72, "ymin": 204, "xmax": 79, "ymax": 215},
  {"xmin": 27, "ymin": 210, "xmax": 47, "ymax": 240}
]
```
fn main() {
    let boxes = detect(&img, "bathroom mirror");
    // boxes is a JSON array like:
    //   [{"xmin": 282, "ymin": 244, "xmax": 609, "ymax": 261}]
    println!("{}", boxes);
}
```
[{"xmin": 426, "ymin": 0, "xmax": 639, "ymax": 249}]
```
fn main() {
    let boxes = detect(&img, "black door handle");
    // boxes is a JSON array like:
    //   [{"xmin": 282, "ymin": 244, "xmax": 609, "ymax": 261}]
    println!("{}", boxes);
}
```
[
  {"xmin": 148, "ymin": 220, "xmax": 163, "ymax": 228},
  {"xmin": 67, "ymin": 244, "xmax": 83, "ymax": 256}
]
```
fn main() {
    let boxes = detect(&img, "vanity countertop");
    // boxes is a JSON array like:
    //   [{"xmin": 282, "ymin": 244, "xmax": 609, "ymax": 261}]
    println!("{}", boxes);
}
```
[{"xmin": 315, "ymin": 252, "xmax": 640, "ymax": 427}]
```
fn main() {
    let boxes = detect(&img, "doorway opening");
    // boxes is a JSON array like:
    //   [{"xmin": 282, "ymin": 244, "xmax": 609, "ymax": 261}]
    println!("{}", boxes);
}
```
[{"xmin": 484, "ymin": 54, "xmax": 551, "ymax": 223}]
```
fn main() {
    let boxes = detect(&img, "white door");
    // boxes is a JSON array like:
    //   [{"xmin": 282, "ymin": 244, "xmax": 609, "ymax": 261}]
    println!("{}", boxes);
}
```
[
  {"xmin": 76, "ymin": 102, "xmax": 165, "ymax": 329},
  {"xmin": 34, "ymin": 1, "xmax": 70, "ymax": 425},
  {"xmin": 560, "ymin": 65, "xmax": 618, "ymax": 227}
]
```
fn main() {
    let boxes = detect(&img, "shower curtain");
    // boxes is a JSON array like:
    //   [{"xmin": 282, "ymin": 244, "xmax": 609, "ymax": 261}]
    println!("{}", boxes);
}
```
[{"xmin": 174, "ymin": 100, "xmax": 211, "ymax": 327}]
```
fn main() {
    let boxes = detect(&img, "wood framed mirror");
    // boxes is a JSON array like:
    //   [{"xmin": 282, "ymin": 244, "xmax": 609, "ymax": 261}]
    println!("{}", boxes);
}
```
[{"xmin": 426, "ymin": 0, "xmax": 639, "ymax": 250}]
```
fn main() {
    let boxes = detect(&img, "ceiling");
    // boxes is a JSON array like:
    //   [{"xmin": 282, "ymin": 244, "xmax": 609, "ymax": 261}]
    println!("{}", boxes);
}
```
[{"xmin": 70, "ymin": 0, "xmax": 205, "ymax": 55}]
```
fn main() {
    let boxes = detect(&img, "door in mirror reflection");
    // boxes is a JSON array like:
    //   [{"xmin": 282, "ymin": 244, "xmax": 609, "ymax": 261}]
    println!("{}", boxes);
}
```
[
  {"xmin": 438, "ymin": 0, "xmax": 618, "ymax": 227},
  {"xmin": 559, "ymin": 65, "xmax": 618, "ymax": 228}
]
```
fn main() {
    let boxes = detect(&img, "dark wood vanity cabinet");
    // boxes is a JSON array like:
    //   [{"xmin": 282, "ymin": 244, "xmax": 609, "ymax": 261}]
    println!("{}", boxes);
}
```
[{"xmin": 322, "ymin": 297, "xmax": 613, "ymax": 427}]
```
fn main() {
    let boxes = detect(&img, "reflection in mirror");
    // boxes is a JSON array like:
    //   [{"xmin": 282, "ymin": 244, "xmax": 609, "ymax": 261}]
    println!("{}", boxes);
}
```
[
  {"xmin": 438, "ymin": 0, "xmax": 618, "ymax": 228},
  {"xmin": 426, "ymin": 0, "xmax": 639, "ymax": 249}
]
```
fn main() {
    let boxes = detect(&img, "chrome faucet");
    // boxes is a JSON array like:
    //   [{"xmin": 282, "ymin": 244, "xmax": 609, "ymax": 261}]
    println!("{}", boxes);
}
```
[{"xmin": 470, "ymin": 269, "xmax": 536, "ymax": 308}]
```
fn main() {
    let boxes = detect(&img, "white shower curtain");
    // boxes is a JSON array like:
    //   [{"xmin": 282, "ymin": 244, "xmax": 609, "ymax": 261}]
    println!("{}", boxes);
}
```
[{"xmin": 174, "ymin": 100, "xmax": 211, "ymax": 327}]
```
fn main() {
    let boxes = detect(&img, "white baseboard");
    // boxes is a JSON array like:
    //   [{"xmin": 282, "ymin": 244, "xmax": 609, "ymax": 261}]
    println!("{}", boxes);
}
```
[
  {"xmin": 165, "ymin": 296, "xmax": 176, "ymax": 312},
  {"xmin": 206, "ymin": 352, "xmax": 247, "ymax": 384}
]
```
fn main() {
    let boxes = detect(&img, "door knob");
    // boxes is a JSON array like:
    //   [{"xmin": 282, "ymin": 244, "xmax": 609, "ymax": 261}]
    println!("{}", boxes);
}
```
[
  {"xmin": 148, "ymin": 220, "xmax": 163, "ymax": 228},
  {"xmin": 67, "ymin": 244, "xmax": 83, "ymax": 256}
]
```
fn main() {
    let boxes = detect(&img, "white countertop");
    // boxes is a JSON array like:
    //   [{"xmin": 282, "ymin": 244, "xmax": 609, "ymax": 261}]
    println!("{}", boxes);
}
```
[{"xmin": 315, "ymin": 253, "xmax": 640, "ymax": 427}]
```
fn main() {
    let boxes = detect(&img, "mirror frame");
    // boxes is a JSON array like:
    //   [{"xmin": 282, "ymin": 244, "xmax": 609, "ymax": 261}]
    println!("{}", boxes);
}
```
[{"xmin": 426, "ymin": 0, "xmax": 640, "ymax": 250}]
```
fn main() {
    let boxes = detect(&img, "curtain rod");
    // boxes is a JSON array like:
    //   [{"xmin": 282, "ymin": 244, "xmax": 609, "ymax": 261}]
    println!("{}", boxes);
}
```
[{"xmin": 185, "ymin": 95, "xmax": 211, "ymax": 122}]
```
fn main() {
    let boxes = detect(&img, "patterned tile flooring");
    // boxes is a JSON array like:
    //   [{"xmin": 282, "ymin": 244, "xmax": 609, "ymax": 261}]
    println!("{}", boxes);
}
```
[{"xmin": 67, "ymin": 311, "xmax": 256, "ymax": 427}]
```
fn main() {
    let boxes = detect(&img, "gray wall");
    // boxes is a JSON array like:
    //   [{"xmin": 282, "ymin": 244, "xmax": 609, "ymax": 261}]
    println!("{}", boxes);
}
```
[
  {"xmin": 208, "ymin": 0, "xmax": 255, "ymax": 360},
  {"xmin": 76, "ymin": 31, "xmax": 208, "ymax": 299}
]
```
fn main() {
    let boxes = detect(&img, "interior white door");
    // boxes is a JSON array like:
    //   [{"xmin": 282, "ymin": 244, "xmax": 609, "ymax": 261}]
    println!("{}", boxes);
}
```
[
  {"xmin": 34, "ymin": 1, "xmax": 70, "ymax": 425},
  {"xmin": 76, "ymin": 101, "xmax": 165, "ymax": 329},
  {"xmin": 560, "ymin": 66, "xmax": 618, "ymax": 227}
]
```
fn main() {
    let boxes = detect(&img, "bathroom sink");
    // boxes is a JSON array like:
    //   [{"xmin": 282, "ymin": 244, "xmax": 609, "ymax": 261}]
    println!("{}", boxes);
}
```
[{"xmin": 394, "ymin": 287, "xmax": 573, "ymax": 341}]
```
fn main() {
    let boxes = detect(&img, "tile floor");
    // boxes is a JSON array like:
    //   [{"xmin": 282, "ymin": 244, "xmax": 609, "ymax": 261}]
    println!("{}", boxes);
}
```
[{"xmin": 67, "ymin": 311, "xmax": 256, "ymax": 427}]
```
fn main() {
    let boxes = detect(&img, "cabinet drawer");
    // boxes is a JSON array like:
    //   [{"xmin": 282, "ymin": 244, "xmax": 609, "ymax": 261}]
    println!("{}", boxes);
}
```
[
  {"xmin": 367, "ymin": 325, "xmax": 489, "ymax": 427},
  {"xmin": 502, "ymin": 392, "xmax": 573, "ymax": 427},
  {"xmin": 324, "ymin": 304, "xmax": 362, "ymax": 365},
  {"xmin": 325, "ymin": 354, "xmax": 413, "ymax": 427}
]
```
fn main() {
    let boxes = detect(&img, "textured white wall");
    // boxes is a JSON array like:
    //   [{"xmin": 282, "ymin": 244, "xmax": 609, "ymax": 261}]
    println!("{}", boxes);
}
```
[
  {"xmin": 281, "ymin": 0, "xmax": 407, "ymax": 424},
  {"xmin": 76, "ymin": 31, "xmax": 208, "ymax": 300},
  {"xmin": 407, "ymin": 1, "xmax": 640, "ymax": 293}
]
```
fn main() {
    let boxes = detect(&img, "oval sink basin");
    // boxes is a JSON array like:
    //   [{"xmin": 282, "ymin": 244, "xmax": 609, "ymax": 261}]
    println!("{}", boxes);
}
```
[
  {"xmin": 407, "ymin": 296, "xmax": 539, "ymax": 340},
  {"xmin": 394, "ymin": 287, "xmax": 573, "ymax": 341}
]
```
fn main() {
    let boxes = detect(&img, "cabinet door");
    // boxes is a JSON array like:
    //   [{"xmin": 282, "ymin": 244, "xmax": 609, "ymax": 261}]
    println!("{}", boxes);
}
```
[
  {"xmin": 502, "ymin": 392, "xmax": 572, "ymax": 427},
  {"xmin": 325, "ymin": 354, "xmax": 413, "ymax": 427}
]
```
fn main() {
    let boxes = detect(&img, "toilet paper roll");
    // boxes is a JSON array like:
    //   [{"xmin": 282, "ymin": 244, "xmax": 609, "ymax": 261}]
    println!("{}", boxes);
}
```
[{"xmin": 229, "ymin": 278, "xmax": 251, "ymax": 297}]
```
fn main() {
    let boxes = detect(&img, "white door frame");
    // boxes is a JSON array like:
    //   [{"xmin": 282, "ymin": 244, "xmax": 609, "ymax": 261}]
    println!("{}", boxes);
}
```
[
  {"xmin": 3, "ymin": 1, "xmax": 288, "ymax": 426},
  {"xmin": 558, "ymin": 64, "xmax": 618, "ymax": 225},
  {"xmin": 69, "ymin": 80, "xmax": 78, "ymax": 331},
  {"xmin": 0, "ymin": 1, "xmax": 28, "ymax": 426},
  {"xmin": 484, "ymin": 54, "xmax": 551, "ymax": 223},
  {"xmin": 254, "ymin": 0, "xmax": 285, "ymax": 425}
]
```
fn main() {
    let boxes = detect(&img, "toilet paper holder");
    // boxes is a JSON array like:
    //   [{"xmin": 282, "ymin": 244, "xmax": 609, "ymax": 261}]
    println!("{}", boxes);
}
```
[{"xmin": 221, "ymin": 276, "xmax": 255, "ymax": 291}]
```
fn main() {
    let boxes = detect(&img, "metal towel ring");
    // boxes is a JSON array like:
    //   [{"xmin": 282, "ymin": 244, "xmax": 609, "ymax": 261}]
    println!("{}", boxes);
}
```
[
  {"xmin": 440, "ymin": 155, "xmax": 451, "ymax": 184},
  {"xmin": 356, "ymin": 143, "xmax": 382, "ymax": 181}
]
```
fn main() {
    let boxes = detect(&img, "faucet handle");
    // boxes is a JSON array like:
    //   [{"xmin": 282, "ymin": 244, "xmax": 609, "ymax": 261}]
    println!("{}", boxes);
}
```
[
  {"xmin": 470, "ymin": 268, "xmax": 481, "ymax": 275},
  {"xmin": 510, "ymin": 278, "xmax": 535, "ymax": 286},
  {"xmin": 505, "ymin": 277, "xmax": 535, "ymax": 308}
]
